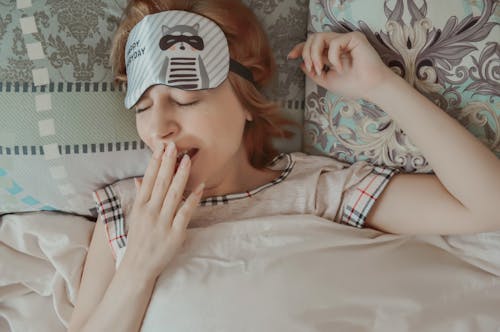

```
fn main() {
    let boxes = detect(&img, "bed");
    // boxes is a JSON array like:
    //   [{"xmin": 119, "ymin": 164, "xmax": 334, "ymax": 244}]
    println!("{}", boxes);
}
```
[{"xmin": 1, "ymin": 0, "xmax": 499, "ymax": 331}]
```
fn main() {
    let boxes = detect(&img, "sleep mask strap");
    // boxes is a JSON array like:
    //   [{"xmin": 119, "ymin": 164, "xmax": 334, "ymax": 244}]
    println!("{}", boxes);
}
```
[{"xmin": 230, "ymin": 59, "xmax": 255, "ymax": 84}]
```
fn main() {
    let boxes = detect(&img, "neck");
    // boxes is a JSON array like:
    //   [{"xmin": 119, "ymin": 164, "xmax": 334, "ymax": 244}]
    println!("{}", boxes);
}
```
[{"xmin": 201, "ymin": 146, "xmax": 277, "ymax": 198}]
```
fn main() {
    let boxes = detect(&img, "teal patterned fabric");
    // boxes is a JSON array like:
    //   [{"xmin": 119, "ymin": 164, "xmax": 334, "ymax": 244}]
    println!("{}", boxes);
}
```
[
  {"xmin": 0, "ymin": 0, "xmax": 146, "ymax": 215},
  {"xmin": 0, "ymin": 0, "xmax": 307, "ymax": 216},
  {"xmin": 305, "ymin": 0, "xmax": 499, "ymax": 172}
]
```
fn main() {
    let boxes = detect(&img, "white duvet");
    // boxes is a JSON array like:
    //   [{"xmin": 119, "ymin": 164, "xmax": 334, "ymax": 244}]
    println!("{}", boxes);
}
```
[{"xmin": 1, "ymin": 212, "xmax": 500, "ymax": 331}]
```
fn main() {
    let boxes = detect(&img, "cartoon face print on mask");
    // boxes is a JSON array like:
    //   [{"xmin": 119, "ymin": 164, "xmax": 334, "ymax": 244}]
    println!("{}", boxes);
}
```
[
  {"xmin": 158, "ymin": 23, "xmax": 210, "ymax": 90},
  {"xmin": 124, "ymin": 10, "xmax": 254, "ymax": 110}
]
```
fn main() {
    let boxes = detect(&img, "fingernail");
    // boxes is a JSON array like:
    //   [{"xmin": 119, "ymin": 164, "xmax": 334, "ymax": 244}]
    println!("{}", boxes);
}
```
[
  {"xmin": 316, "ymin": 65, "xmax": 321, "ymax": 76},
  {"xmin": 179, "ymin": 153, "xmax": 190, "ymax": 169},
  {"xmin": 153, "ymin": 143, "xmax": 164, "ymax": 159},
  {"xmin": 166, "ymin": 142, "xmax": 176, "ymax": 157},
  {"xmin": 306, "ymin": 62, "xmax": 311, "ymax": 72}
]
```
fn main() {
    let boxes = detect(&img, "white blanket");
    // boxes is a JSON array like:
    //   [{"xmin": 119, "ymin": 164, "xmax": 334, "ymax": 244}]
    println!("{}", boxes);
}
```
[
  {"xmin": 0, "ymin": 212, "xmax": 94, "ymax": 332},
  {"xmin": 1, "ymin": 212, "xmax": 500, "ymax": 331}
]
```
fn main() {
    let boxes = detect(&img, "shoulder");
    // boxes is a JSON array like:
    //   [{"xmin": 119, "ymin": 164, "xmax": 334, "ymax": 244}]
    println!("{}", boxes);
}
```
[
  {"xmin": 92, "ymin": 178, "xmax": 137, "ymax": 261},
  {"xmin": 287, "ymin": 152, "xmax": 371, "ymax": 177},
  {"xmin": 93, "ymin": 177, "xmax": 137, "ymax": 221},
  {"xmin": 292, "ymin": 154, "xmax": 399, "ymax": 228},
  {"xmin": 289, "ymin": 152, "xmax": 347, "ymax": 165},
  {"xmin": 277, "ymin": 152, "xmax": 393, "ymax": 199}
]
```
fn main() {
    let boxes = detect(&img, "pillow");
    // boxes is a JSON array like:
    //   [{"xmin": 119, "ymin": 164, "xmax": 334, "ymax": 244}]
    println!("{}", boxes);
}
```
[
  {"xmin": 247, "ymin": 0, "xmax": 308, "ymax": 152},
  {"xmin": 0, "ymin": 0, "xmax": 149, "ymax": 216},
  {"xmin": 304, "ymin": 0, "xmax": 499, "ymax": 172},
  {"xmin": 0, "ymin": 0, "xmax": 307, "ymax": 216}
]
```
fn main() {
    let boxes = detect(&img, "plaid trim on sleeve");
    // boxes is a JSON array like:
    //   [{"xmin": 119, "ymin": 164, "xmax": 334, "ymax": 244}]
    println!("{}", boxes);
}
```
[
  {"xmin": 92, "ymin": 185, "xmax": 128, "ymax": 259},
  {"xmin": 339, "ymin": 166, "xmax": 398, "ymax": 228}
]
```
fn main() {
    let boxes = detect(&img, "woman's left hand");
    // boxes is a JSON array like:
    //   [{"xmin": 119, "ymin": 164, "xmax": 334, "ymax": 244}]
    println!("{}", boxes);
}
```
[{"xmin": 288, "ymin": 31, "xmax": 395, "ymax": 101}]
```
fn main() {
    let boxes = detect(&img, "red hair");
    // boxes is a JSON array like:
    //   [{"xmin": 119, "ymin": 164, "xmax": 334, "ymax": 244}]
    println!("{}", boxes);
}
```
[{"xmin": 111, "ymin": 0, "xmax": 297, "ymax": 167}]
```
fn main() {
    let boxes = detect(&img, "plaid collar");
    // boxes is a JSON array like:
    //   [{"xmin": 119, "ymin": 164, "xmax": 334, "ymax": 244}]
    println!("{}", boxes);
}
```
[{"xmin": 199, "ymin": 153, "xmax": 294, "ymax": 206}]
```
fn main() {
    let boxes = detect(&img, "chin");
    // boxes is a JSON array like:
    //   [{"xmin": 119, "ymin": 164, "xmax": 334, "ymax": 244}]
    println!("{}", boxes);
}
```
[{"xmin": 185, "ymin": 172, "xmax": 203, "ymax": 192}]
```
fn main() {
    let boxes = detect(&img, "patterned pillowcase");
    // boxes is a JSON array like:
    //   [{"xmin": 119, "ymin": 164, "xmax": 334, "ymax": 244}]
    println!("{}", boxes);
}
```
[
  {"xmin": 248, "ymin": 0, "xmax": 308, "ymax": 152},
  {"xmin": 304, "ymin": 0, "xmax": 499, "ymax": 172},
  {"xmin": 0, "ymin": 0, "xmax": 307, "ymax": 216}
]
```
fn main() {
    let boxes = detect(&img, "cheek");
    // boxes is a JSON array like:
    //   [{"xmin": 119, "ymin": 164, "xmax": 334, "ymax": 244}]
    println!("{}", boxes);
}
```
[
  {"xmin": 135, "ymin": 117, "xmax": 152, "ymax": 147},
  {"xmin": 207, "ymin": 112, "xmax": 246, "ymax": 145}
]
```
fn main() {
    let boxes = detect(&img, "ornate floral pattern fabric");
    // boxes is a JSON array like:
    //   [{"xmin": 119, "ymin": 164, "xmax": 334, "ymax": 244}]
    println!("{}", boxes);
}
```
[{"xmin": 305, "ymin": 0, "xmax": 499, "ymax": 172}]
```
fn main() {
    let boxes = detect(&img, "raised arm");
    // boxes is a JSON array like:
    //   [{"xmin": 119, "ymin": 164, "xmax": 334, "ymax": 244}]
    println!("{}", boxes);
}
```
[
  {"xmin": 289, "ymin": 32, "xmax": 500, "ymax": 235},
  {"xmin": 69, "ymin": 142, "xmax": 204, "ymax": 331},
  {"xmin": 363, "ymin": 72, "xmax": 500, "ymax": 234}
]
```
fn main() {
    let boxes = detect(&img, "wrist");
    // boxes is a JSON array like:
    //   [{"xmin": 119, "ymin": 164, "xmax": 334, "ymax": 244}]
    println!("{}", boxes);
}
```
[
  {"xmin": 362, "ymin": 69, "xmax": 405, "ymax": 105},
  {"xmin": 118, "ymin": 254, "xmax": 159, "ymax": 285}
]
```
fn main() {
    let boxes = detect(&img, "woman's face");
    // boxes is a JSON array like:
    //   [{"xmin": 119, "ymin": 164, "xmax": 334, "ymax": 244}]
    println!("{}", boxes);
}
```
[{"xmin": 134, "ymin": 80, "xmax": 253, "ymax": 193}]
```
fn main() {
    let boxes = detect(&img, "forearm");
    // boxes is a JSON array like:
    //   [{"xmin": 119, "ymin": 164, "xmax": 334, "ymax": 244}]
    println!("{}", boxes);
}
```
[
  {"xmin": 79, "ymin": 263, "xmax": 156, "ymax": 332},
  {"xmin": 364, "ymin": 73, "xmax": 500, "ymax": 219}
]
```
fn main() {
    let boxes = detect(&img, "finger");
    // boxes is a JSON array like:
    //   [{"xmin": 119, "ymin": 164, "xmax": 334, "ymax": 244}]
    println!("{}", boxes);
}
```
[
  {"xmin": 300, "ymin": 54, "xmax": 332, "ymax": 77},
  {"xmin": 171, "ymin": 182, "xmax": 204, "ymax": 234},
  {"xmin": 328, "ymin": 33, "xmax": 355, "ymax": 74},
  {"xmin": 310, "ymin": 34, "xmax": 329, "ymax": 76},
  {"xmin": 302, "ymin": 35, "xmax": 315, "ymax": 74},
  {"xmin": 134, "ymin": 177, "xmax": 143, "ymax": 192},
  {"xmin": 160, "ymin": 154, "xmax": 191, "ymax": 226},
  {"xmin": 136, "ymin": 142, "xmax": 165, "ymax": 203},
  {"xmin": 328, "ymin": 39, "xmax": 343, "ymax": 74},
  {"xmin": 287, "ymin": 42, "xmax": 305, "ymax": 59},
  {"xmin": 150, "ymin": 142, "xmax": 177, "ymax": 210},
  {"xmin": 299, "ymin": 62, "xmax": 331, "ymax": 90}
]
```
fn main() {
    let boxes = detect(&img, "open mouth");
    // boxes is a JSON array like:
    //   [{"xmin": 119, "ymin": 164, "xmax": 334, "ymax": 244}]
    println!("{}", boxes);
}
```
[{"xmin": 175, "ymin": 148, "xmax": 199, "ymax": 172}]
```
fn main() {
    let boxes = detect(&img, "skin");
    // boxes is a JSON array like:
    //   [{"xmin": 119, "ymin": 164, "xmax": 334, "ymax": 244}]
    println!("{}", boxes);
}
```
[
  {"xmin": 68, "ymin": 79, "xmax": 280, "ymax": 332},
  {"xmin": 69, "ymin": 31, "xmax": 500, "ymax": 331},
  {"xmin": 133, "ymin": 80, "xmax": 280, "ymax": 198},
  {"xmin": 288, "ymin": 32, "xmax": 500, "ymax": 234}
]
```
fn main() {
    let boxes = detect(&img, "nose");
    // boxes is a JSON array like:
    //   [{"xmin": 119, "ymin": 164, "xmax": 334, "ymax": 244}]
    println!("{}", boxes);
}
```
[{"xmin": 149, "ymin": 106, "xmax": 180, "ymax": 143}]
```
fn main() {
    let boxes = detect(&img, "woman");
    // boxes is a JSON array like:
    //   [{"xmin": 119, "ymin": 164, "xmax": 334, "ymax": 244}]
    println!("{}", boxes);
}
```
[{"xmin": 68, "ymin": 0, "xmax": 500, "ymax": 330}]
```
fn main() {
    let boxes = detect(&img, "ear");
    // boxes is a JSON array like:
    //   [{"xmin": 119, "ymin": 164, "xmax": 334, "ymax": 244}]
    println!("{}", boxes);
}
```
[
  {"xmin": 192, "ymin": 23, "xmax": 199, "ymax": 32},
  {"xmin": 244, "ymin": 110, "xmax": 253, "ymax": 122}
]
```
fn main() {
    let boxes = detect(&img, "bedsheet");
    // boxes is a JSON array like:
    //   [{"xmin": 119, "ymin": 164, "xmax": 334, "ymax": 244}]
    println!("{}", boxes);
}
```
[
  {"xmin": 0, "ymin": 212, "xmax": 93, "ymax": 332},
  {"xmin": 0, "ymin": 212, "xmax": 499, "ymax": 331}
]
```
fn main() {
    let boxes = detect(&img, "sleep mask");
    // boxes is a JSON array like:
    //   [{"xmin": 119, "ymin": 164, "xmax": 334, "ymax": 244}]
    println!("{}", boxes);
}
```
[{"xmin": 124, "ymin": 10, "xmax": 254, "ymax": 109}]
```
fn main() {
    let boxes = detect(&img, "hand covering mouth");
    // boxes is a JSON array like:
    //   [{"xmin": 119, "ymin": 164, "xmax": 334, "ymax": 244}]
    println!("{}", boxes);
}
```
[{"xmin": 175, "ymin": 148, "xmax": 199, "ymax": 171}]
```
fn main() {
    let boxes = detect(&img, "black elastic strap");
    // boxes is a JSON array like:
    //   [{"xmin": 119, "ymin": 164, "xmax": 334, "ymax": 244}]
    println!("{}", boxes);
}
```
[{"xmin": 229, "ymin": 59, "xmax": 255, "ymax": 85}]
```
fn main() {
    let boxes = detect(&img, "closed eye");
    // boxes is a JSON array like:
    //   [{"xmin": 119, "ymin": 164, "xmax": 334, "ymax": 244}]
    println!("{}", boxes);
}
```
[
  {"xmin": 134, "ymin": 100, "xmax": 199, "ymax": 114},
  {"xmin": 175, "ymin": 100, "xmax": 199, "ymax": 107},
  {"xmin": 135, "ymin": 106, "xmax": 149, "ymax": 114}
]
